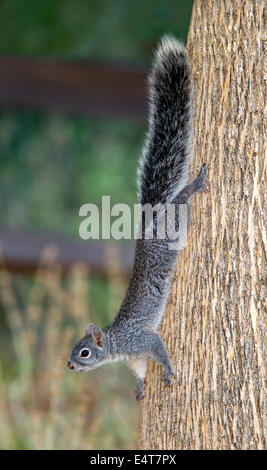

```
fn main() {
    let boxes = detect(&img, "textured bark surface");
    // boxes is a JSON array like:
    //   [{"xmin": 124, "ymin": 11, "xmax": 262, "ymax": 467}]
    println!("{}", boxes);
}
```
[{"xmin": 138, "ymin": 0, "xmax": 266, "ymax": 450}]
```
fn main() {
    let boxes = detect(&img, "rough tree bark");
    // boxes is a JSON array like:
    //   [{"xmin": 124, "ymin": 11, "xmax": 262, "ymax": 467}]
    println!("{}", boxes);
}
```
[{"xmin": 138, "ymin": 0, "xmax": 266, "ymax": 450}]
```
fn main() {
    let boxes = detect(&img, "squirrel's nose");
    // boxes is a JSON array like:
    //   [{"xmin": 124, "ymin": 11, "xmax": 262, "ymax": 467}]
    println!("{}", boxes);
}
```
[{"xmin": 67, "ymin": 359, "xmax": 75, "ymax": 370}]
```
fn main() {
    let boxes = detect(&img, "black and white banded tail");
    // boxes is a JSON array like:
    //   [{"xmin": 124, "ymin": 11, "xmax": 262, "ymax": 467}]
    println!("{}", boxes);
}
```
[{"xmin": 138, "ymin": 35, "xmax": 192, "ymax": 206}]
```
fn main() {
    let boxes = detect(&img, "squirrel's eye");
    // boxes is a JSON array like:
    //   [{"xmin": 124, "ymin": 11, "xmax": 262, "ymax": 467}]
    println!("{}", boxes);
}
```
[{"xmin": 80, "ymin": 348, "xmax": 90, "ymax": 358}]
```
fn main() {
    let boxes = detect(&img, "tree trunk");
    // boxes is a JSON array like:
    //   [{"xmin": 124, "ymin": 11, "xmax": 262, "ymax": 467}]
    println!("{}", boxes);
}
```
[{"xmin": 138, "ymin": 0, "xmax": 266, "ymax": 450}]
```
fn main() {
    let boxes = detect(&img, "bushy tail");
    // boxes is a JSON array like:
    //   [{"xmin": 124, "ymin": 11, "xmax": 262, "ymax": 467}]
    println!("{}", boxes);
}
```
[{"xmin": 137, "ymin": 35, "xmax": 192, "ymax": 206}]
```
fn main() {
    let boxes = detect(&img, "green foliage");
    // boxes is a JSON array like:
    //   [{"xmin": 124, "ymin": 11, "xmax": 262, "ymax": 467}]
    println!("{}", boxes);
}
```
[
  {"xmin": 0, "ymin": 0, "xmax": 193, "ymax": 62},
  {"xmin": 0, "ymin": 0, "xmax": 193, "ymax": 236},
  {"xmin": 0, "ymin": 110, "xmax": 143, "ymax": 237}
]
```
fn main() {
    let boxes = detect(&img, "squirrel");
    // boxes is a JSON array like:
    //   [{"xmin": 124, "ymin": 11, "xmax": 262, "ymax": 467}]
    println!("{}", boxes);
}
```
[{"xmin": 68, "ymin": 35, "xmax": 208, "ymax": 400}]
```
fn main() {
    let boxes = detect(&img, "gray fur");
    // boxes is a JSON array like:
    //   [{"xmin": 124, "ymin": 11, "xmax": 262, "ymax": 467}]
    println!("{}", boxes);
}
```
[
  {"xmin": 137, "ymin": 34, "xmax": 192, "ymax": 205},
  {"xmin": 68, "ymin": 35, "xmax": 208, "ymax": 400}
]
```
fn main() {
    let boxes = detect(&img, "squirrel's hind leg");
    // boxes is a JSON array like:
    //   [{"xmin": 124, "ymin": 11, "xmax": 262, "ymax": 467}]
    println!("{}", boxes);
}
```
[
  {"xmin": 175, "ymin": 164, "xmax": 209, "ymax": 204},
  {"xmin": 188, "ymin": 164, "xmax": 209, "ymax": 195}
]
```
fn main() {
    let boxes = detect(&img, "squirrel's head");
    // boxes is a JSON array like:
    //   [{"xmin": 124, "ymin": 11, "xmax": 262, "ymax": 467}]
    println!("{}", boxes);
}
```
[{"xmin": 67, "ymin": 323, "xmax": 106, "ymax": 372}]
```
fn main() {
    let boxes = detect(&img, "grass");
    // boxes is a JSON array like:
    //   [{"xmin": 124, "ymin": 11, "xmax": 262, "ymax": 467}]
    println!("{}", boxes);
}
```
[{"xmin": 0, "ymin": 248, "xmax": 138, "ymax": 449}]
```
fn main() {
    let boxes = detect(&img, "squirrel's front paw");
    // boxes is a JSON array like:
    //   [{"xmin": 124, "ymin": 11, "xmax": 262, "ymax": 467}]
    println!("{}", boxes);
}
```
[
  {"xmin": 163, "ymin": 370, "xmax": 176, "ymax": 387},
  {"xmin": 135, "ymin": 379, "xmax": 146, "ymax": 401}
]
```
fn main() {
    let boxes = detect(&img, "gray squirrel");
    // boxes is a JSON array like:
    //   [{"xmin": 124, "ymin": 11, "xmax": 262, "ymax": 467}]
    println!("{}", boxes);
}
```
[{"xmin": 68, "ymin": 35, "xmax": 208, "ymax": 400}]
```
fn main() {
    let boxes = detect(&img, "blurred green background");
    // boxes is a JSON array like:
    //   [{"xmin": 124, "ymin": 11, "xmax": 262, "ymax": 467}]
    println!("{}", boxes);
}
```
[
  {"xmin": 0, "ymin": 0, "xmax": 192, "ymax": 60},
  {"xmin": 0, "ymin": 0, "xmax": 193, "ymax": 235},
  {"xmin": 0, "ymin": 0, "xmax": 193, "ymax": 450}
]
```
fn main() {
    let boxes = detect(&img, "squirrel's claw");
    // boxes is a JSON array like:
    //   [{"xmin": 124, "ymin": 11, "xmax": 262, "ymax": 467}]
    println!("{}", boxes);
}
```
[
  {"xmin": 163, "ymin": 370, "xmax": 176, "ymax": 387},
  {"xmin": 192, "ymin": 164, "xmax": 209, "ymax": 194},
  {"xmin": 135, "ymin": 390, "xmax": 145, "ymax": 401},
  {"xmin": 135, "ymin": 378, "xmax": 146, "ymax": 401}
]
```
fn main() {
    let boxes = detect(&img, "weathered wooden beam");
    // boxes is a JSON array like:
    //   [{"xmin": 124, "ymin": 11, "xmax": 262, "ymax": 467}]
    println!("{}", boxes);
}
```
[
  {"xmin": 0, "ymin": 56, "xmax": 148, "ymax": 122},
  {"xmin": 0, "ymin": 230, "xmax": 134, "ymax": 277}
]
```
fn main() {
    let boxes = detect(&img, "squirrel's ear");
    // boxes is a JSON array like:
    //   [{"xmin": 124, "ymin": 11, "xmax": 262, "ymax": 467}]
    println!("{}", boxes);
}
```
[
  {"xmin": 85, "ymin": 323, "xmax": 94, "ymax": 336},
  {"xmin": 92, "ymin": 326, "xmax": 103, "ymax": 348}
]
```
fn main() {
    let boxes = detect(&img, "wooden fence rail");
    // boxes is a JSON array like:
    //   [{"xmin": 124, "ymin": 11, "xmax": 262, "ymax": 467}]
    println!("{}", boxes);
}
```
[
  {"xmin": 0, "ymin": 56, "xmax": 148, "ymax": 122},
  {"xmin": 0, "ymin": 230, "xmax": 134, "ymax": 277}
]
